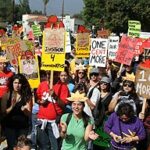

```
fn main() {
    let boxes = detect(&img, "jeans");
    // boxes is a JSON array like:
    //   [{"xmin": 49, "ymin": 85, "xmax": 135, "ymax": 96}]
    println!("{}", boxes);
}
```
[
  {"xmin": 4, "ymin": 127, "xmax": 28, "ymax": 150},
  {"xmin": 31, "ymin": 113, "xmax": 38, "ymax": 148},
  {"xmin": 37, "ymin": 122, "xmax": 58, "ymax": 150}
]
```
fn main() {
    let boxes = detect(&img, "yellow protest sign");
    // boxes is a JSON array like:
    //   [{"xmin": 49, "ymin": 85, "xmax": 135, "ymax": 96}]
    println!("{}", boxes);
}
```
[
  {"xmin": 128, "ymin": 20, "xmax": 141, "ymax": 37},
  {"xmin": 41, "ymin": 53, "xmax": 65, "ymax": 71},
  {"xmin": 76, "ymin": 33, "xmax": 90, "ymax": 58},
  {"xmin": 41, "ymin": 29, "xmax": 65, "ymax": 71},
  {"xmin": 18, "ymin": 54, "xmax": 40, "ymax": 89}
]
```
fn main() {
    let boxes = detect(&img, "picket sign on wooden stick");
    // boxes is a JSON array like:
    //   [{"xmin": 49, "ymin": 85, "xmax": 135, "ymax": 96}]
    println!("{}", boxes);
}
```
[
  {"xmin": 141, "ymin": 98, "xmax": 147, "ymax": 114},
  {"xmin": 117, "ymin": 63, "xmax": 123, "ymax": 77}
]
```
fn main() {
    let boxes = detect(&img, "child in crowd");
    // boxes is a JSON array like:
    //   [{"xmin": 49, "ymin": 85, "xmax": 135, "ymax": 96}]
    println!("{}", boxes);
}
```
[{"xmin": 13, "ymin": 135, "xmax": 32, "ymax": 150}]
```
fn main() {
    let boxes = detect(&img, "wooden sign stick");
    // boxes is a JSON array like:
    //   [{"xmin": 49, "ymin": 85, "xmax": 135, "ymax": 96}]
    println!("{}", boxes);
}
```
[
  {"xmin": 141, "ymin": 98, "xmax": 147, "ymax": 114},
  {"xmin": 117, "ymin": 63, "xmax": 123, "ymax": 77}
]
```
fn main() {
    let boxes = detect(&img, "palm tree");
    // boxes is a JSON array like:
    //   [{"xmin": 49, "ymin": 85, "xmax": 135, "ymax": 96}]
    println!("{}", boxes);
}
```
[{"xmin": 43, "ymin": 0, "xmax": 49, "ymax": 16}]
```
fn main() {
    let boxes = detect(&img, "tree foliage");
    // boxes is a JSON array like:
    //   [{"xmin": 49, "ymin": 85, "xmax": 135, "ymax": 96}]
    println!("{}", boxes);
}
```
[{"xmin": 82, "ymin": 0, "xmax": 150, "ymax": 33}]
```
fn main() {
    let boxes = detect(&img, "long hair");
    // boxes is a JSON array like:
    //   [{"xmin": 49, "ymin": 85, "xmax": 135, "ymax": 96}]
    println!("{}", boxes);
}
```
[{"xmin": 7, "ymin": 73, "xmax": 32, "ymax": 103}]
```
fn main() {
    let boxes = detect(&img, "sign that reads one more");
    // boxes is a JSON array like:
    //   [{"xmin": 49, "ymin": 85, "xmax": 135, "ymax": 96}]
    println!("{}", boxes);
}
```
[
  {"xmin": 135, "ymin": 66, "xmax": 150, "ymax": 99},
  {"xmin": 108, "ymin": 36, "xmax": 119, "ymax": 60},
  {"xmin": 89, "ymin": 38, "xmax": 108, "ymax": 67}
]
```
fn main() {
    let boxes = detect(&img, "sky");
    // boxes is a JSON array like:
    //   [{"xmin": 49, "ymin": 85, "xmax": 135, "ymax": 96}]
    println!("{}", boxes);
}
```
[{"xmin": 16, "ymin": 0, "xmax": 84, "ymax": 16}]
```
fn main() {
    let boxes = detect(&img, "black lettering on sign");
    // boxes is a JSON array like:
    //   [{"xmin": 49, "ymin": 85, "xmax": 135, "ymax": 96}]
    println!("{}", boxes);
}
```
[
  {"xmin": 51, "ymin": 54, "xmax": 55, "ymax": 61},
  {"xmin": 92, "ymin": 40, "xmax": 106, "ymax": 49},
  {"xmin": 90, "ymin": 55, "xmax": 106, "ymax": 64}
]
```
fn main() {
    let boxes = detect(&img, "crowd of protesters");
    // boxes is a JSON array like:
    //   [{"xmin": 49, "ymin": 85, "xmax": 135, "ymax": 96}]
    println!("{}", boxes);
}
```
[{"xmin": 0, "ymin": 19, "xmax": 150, "ymax": 150}]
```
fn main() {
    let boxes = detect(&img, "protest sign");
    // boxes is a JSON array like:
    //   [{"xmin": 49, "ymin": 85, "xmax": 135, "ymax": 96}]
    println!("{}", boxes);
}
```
[
  {"xmin": 140, "ymin": 32, "xmax": 150, "ymax": 39},
  {"xmin": 128, "ymin": 20, "xmax": 141, "ymax": 37},
  {"xmin": 65, "ymin": 31, "xmax": 71, "ymax": 53},
  {"xmin": 42, "ymin": 30, "xmax": 65, "ymax": 71},
  {"xmin": 32, "ymin": 24, "xmax": 42, "ymax": 37},
  {"xmin": 19, "ymin": 53, "xmax": 40, "ymax": 89},
  {"xmin": 97, "ymin": 29, "xmax": 111, "ymax": 38},
  {"xmin": 89, "ymin": 38, "xmax": 108, "ymax": 67},
  {"xmin": 65, "ymin": 15, "xmax": 71, "ymax": 31},
  {"xmin": 115, "ymin": 35, "xmax": 135, "ymax": 65},
  {"xmin": 135, "ymin": 66, "xmax": 150, "ymax": 99},
  {"xmin": 44, "ymin": 28, "xmax": 65, "ymax": 53},
  {"xmin": 76, "ymin": 33, "xmax": 90, "ymax": 58},
  {"xmin": 108, "ymin": 36, "xmax": 119, "ymax": 60},
  {"xmin": 41, "ymin": 53, "xmax": 65, "ymax": 71}
]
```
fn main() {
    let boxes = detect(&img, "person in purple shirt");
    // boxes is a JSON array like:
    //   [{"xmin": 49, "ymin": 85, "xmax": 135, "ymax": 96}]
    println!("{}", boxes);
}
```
[{"xmin": 104, "ymin": 102, "xmax": 145, "ymax": 150}]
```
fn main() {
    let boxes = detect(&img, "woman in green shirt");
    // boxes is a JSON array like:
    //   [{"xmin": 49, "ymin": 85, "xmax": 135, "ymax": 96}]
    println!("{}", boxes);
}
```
[{"xmin": 60, "ymin": 91, "xmax": 98, "ymax": 150}]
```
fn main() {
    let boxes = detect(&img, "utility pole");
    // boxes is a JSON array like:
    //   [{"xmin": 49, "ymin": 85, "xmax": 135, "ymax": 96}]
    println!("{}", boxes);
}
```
[
  {"xmin": 62, "ymin": 0, "xmax": 64, "ymax": 21},
  {"xmin": 12, "ymin": 0, "xmax": 15, "ymax": 24}
]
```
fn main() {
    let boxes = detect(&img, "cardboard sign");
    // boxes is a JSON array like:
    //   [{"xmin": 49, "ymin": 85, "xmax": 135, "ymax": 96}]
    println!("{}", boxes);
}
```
[
  {"xmin": 32, "ymin": 24, "xmax": 42, "ymax": 37},
  {"xmin": 41, "ymin": 53, "xmax": 65, "ymax": 71},
  {"xmin": 89, "ymin": 38, "xmax": 108, "ymax": 67},
  {"xmin": 135, "ymin": 66, "xmax": 150, "ymax": 99},
  {"xmin": 97, "ymin": 29, "xmax": 111, "ymax": 38},
  {"xmin": 128, "ymin": 20, "xmax": 141, "ymax": 37},
  {"xmin": 76, "ymin": 33, "xmax": 90, "ymax": 58},
  {"xmin": 65, "ymin": 15, "xmax": 71, "ymax": 31},
  {"xmin": 19, "ymin": 54, "xmax": 40, "ymax": 89},
  {"xmin": 44, "ymin": 28, "xmax": 65, "ymax": 53},
  {"xmin": 42, "ymin": 31, "xmax": 65, "ymax": 71},
  {"xmin": 115, "ymin": 35, "xmax": 135, "ymax": 65},
  {"xmin": 108, "ymin": 36, "xmax": 119, "ymax": 60},
  {"xmin": 65, "ymin": 31, "xmax": 71, "ymax": 53}
]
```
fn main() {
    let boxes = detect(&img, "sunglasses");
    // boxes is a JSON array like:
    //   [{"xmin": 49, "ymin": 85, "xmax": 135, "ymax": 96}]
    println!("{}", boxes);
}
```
[
  {"xmin": 123, "ymin": 84, "xmax": 132, "ymax": 88},
  {"xmin": 100, "ymin": 82, "xmax": 108, "ymax": 85},
  {"xmin": 78, "ymin": 72, "xmax": 84, "ymax": 74},
  {"xmin": 90, "ymin": 73, "xmax": 99, "ymax": 76}
]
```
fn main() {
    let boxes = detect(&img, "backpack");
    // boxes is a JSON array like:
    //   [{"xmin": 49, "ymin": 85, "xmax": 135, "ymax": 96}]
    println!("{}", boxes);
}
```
[
  {"xmin": 65, "ymin": 113, "xmax": 88, "ymax": 128},
  {"xmin": 87, "ymin": 85, "xmax": 105, "ymax": 127}
]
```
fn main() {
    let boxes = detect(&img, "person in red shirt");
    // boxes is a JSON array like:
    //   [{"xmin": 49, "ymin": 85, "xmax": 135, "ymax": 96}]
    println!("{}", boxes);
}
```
[
  {"xmin": 0, "ymin": 57, "xmax": 13, "ymax": 99},
  {"xmin": 36, "ymin": 70, "xmax": 70, "ymax": 150},
  {"xmin": 0, "ymin": 55, "xmax": 13, "ymax": 144}
]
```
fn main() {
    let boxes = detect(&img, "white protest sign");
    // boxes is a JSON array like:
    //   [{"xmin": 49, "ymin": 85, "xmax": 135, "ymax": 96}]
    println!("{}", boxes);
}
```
[
  {"xmin": 89, "ymin": 38, "xmax": 108, "ymax": 67},
  {"xmin": 108, "ymin": 36, "xmax": 119, "ymax": 60},
  {"xmin": 65, "ymin": 15, "xmax": 71, "ymax": 31},
  {"xmin": 65, "ymin": 31, "xmax": 71, "ymax": 53}
]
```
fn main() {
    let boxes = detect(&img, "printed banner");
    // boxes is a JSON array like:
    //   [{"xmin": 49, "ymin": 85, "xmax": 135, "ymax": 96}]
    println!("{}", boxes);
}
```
[
  {"xmin": 128, "ymin": 20, "xmax": 141, "ymax": 37},
  {"xmin": 89, "ymin": 38, "xmax": 108, "ymax": 67},
  {"xmin": 108, "ymin": 36, "xmax": 119, "ymax": 60},
  {"xmin": 76, "ymin": 33, "xmax": 90, "ymax": 58},
  {"xmin": 135, "ymin": 66, "xmax": 150, "ymax": 99}
]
